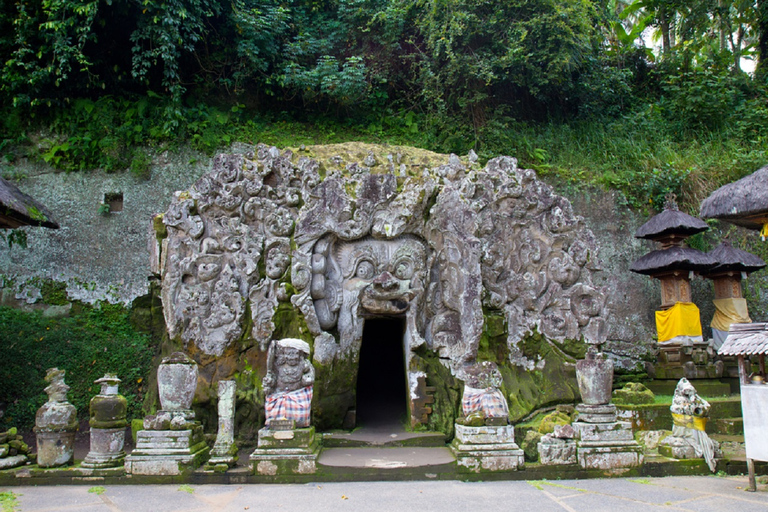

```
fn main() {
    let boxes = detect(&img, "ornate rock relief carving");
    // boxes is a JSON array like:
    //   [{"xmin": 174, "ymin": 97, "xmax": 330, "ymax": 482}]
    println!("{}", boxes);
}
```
[{"xmin": 159, "ymin": 145, "xmax": 608, "ymax": 425}]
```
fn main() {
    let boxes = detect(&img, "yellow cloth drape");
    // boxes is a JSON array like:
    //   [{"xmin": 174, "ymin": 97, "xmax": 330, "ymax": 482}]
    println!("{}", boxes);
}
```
[
  {"xmin": 711, "ymin": 297, "xmax": 751, "ymax": 332},
  {"xmin": 655, "ymin": 302, "xmax": 702, "ymax": 343},
  {"xmin": 672, "ymin": 413, "xmax": 708, "ymax": 432}
]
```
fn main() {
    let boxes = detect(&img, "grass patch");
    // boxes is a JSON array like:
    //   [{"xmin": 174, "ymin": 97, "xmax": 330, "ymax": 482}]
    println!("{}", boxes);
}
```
[
  {"xmin": 88, "ymin": 486, "xmax": 106, "ymax": 495},
  {"xmin": 178, "ymin": 484, "xmax": 194, "ymax": 494},
  {"xmin": 0, "ymin": 491, "xmax": 19, "ymax": 512},
  {"xmin": 527, "ymin": 480, "xmax": 587, "ymax": 492}
]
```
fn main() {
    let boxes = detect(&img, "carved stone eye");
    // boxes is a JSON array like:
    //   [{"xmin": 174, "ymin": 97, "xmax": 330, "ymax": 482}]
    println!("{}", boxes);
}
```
[
  {"xmin": 393, "ymin": 259, "xmax": 414, "ymax": 280},
  {"xmin": 355, "ymin": 260, "xmax": 375, "ymax": 280}
]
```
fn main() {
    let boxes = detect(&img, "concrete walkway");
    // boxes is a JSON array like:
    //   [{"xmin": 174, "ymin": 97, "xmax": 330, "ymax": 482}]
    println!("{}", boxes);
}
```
[{"xmin": 5, "ymin": 475, "xmax": 767, "ymax": 512}]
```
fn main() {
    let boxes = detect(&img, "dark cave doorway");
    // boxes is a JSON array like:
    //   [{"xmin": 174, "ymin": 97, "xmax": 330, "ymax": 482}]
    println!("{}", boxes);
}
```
[{"xmin": 355, "ymin": 317, "xmax": 408, "ymax": 428}]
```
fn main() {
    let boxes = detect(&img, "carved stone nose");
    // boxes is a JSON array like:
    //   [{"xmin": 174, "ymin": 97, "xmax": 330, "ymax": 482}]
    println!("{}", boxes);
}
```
[{"xmin": 373, "ymin": 271, "xmax": 398, "ymax": 291}]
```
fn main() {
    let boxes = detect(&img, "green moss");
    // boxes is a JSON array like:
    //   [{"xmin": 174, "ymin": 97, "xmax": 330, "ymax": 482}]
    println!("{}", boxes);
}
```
[
  {"xmin": 39, "ymin": 279, "xmax": 68, "ymax": 306},
  {"xmin": 152, "ymin": 214, "xmax": 168, "ymax": 243},
  {"xmin": 270, "ymin": 303, "xmax": 312, "ymax": 343},
  {"xmin": 612, "ymin": 382, "xmax": 655, "ymax": 405},
  {"xmin": 538, "ymin": 411, "xmax": 571, "ymax": 434},
  {"xmin": 500, "ymin": 330, "xmax": 581, "ymax": 422},
  {"xmin": 412, "ymin": 345, "xmax": 461, "ymax": 436}
]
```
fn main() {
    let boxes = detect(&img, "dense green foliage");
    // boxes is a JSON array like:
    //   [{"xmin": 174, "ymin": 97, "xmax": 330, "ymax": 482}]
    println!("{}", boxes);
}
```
[
  {"xmin": 2, "ymin": 0, "xmax": 768, "ymax": 210},
  {"xmin": 0, "ymin": 304, "xmax": 154, "ymax": 430}
]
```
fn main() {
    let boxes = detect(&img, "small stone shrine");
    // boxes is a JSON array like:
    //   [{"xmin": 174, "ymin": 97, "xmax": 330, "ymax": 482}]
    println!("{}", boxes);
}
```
[
  {"xmin": 572, "ymin": 347, "xmax": 643, "ymax": 470},
  {"xmin": 630, "ymin": 200, "xmax": 717, "ymax": 380},
  {"xmin": 451, "ymin": 361, "xmax": 524, "ymax": 471},
  {"xmin": 250, "ymin": 338, "xmax": 320, "ymax": 475},
  {"xmin": 34, "ymin": 368, "xmax": 78, "ymax": 468},
  {"xmin": 82, "ymin": 374, "xmax": 128, "ymax": 469},
  {"xmin": 659, "ymin": 378, "xmax": 719, "ymax": 472},
  {"xmin": 206, "ymin": 380, "xmax": 238, "ymax": 470},
  {"xmin": 125, "ymin": 352, "xmax": 209, "ymax": 475}
]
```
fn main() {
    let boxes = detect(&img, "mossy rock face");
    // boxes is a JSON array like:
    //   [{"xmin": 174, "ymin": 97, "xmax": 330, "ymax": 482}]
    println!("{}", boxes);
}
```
[
  {"xmin": 613, "ymin": 382, "xmax": 655, "ymax": 405},
  {"xmin": 522, "ymin": 430, "xmax": 543, "ymax": 462},
  {"xmin": 538, "ymin": 411, "xmax": 572, "ymax": 434}
]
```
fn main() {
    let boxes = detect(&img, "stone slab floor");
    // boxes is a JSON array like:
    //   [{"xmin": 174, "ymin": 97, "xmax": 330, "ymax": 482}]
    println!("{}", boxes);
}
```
[{"xmin": 5, "ymin": 475, "xmax": 767, "ymax": 512}]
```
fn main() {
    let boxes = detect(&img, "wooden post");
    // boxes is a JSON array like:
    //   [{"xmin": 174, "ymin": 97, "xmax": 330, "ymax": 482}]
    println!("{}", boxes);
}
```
[
  {"xmin": 747, "ymin": 458, "xmax": 757, "ymax": 492},
  {"xmin": 738, "ymin": 355, "xmax": 751, "ymax": 386}
]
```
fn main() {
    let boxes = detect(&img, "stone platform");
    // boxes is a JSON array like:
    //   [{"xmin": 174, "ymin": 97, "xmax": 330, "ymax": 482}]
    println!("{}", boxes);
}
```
[{"xmin": 124, "ymin": 426, "xmax": 209, "ymax": 476}]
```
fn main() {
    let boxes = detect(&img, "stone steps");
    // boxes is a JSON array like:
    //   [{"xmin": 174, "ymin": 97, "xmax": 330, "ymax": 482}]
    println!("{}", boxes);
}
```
[{"xmin": 713, "ymin": 417, "xmax": 744, "ymax": 436}]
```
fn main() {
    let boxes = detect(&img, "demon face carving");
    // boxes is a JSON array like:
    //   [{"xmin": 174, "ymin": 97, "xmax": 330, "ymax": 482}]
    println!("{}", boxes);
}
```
[{"xmin": 310, "ymin": 235, "xmax": 427, "ymax": 350}]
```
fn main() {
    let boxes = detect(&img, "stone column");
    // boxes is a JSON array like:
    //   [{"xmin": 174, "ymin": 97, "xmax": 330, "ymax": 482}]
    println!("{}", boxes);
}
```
[{"xmin": 207, "ymin": 380, "xmax": 237, "ymax": 469}]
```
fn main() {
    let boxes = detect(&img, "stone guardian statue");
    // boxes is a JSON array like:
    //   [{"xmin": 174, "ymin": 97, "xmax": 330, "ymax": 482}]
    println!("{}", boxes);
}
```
[{"xmin": 263, "ymin": 338, "xmax": 314, "ymax": 428}]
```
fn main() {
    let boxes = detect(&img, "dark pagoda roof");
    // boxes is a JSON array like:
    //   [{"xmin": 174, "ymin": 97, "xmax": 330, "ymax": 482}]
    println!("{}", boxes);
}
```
[
  {"xmin": 700, "ymin": 165, "xmax": 768, "ymax": 231},
  {"xmin": 0, "ymin": 177, "xmax": 59, "ymax": 229},
  {"xmin": 705, "ymin": 242, "xmax": 766, "ymax": 274},
  {"xmin": 718, "ymin": 323, "xmax": 768, "ymax": 356},
  {"xmin": 635, "ymin": 207, "xmax": 709, "ymax": 240},
  {"xmin": 630, "ymin": 246, "xmax": 716, "ymax": 275}
]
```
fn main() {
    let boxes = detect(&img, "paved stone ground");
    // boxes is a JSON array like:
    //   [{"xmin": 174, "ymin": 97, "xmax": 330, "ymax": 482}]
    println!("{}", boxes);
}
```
[{"xmin": 4, "ymin": 475, "xmax": 767, "ymax": 512}]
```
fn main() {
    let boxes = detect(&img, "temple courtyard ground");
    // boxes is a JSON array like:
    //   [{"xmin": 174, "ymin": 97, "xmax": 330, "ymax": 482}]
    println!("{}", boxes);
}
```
[{"xmin": 5, "ymin": 475, "xmax": 767, "ymax": 512}]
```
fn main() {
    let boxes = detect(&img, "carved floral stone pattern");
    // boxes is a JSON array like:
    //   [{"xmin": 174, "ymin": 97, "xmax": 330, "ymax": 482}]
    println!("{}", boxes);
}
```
[{"xmin": 159, "ymin": 145, "xmax": 609, "ymax": 430}]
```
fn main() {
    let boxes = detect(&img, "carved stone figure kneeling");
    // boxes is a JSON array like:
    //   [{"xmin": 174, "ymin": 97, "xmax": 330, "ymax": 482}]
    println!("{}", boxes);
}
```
[
  {"xmin": 263, "ymin": 338, "xmax": 314, "ymax": 428},
  {"xmin": 456, "ymin": 361, "xmax": 509, "ymax": 426},
  {"xmin": 659, "ymin": 378, "xmax": 720, "ymax": 472}
]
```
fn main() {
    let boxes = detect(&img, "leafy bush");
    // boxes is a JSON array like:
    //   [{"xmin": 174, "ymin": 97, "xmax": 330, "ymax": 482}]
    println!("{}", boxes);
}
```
[{"xmin": 0, "ymin": 304, "xmax": 155, "ymax": 430}]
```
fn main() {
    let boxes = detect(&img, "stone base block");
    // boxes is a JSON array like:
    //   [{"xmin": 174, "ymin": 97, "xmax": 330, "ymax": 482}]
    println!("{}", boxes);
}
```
[
  {"xmin": 250, "ymin": 453, "xmax": 319, "ymax": 475},
  {"xmin": 577, "ymin": 444, "xmax": 644, "ymax": 470},
  {"xmin": 658, "ymin": 443, "xmax": 697, "ymax": 460},
  {"xmin": 538, "ymin": 438, "xmax": 577, "ymax": 465},
  {"xmin": 256, "ymin": 426, "xmax": 318, "ymax": 450},
  {"xmin": 250, "ymin": 427, "xmax": 320, "ymax": 475},
  {"xmin": 124, "ymin": 426, "xmax": 209, "ymax": 475},
  {"xmin": 573, "ymin": 421, "xmax": 634, "ymax": 443},
  {"xmin": 451, "ymin": 423, "xmax": 524, "ymax": 472},
  {"xmin": 575, "ymin": 404, "xmax": 617, "ymax": 423},
  {"xmin": 453, "ymin": 424, "xmax": 516, "ymax": 445}
]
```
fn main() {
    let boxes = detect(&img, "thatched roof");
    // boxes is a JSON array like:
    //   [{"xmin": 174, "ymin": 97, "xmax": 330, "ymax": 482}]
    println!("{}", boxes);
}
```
[
  {"xmin": 0, "ymin": 177, "xmax": 59, "ymax": 229},
  {"xmin": 700, "ymin": 165, "xmax": 768, "ymax": 231},
  {"xmin": 718, "ymin": 323, "xmax": 768, "ymax": 356},
  {"xmin": 705, "ymin": 242, "xmax": 766, "ymax": 274},
  {"xmin": 630, "ymin": 246, "xmax": 716, "ymax": 275},
  {"xmin": 635, "ymin": 207, "xmax": 709, "ymax": 240}
]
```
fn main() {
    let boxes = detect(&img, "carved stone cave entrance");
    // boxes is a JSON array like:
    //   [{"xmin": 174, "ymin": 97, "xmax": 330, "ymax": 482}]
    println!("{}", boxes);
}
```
[{"xmin": 355, "ymin": 316, "xmax": 408, "ymax": 428}]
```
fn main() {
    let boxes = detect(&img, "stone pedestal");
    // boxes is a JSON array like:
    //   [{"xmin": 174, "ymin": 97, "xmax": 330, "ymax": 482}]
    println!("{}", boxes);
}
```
[
  {"xmin": 82, "ymin": 427, "xmax": 127, "ymax": 469},
  {"xmin": 450, "ymin": 424, "xmax": 524, "ymax": 472},
  {"xmin": 125, "ymin": 423, "xmax": 209, "ymax": 476},
  {"xmin": 250, "ymin": 425, "xmax": 320, "ymax": 475},
  {"xmin": 573, "ymin": 404, "xmax": 643, "ymax": 470}
]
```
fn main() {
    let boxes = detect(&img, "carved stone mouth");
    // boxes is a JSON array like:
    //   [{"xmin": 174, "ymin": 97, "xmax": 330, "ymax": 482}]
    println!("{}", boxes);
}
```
[{"xmin": 360, "ymin": 286, "xmax": 412, "ymax": 315}]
